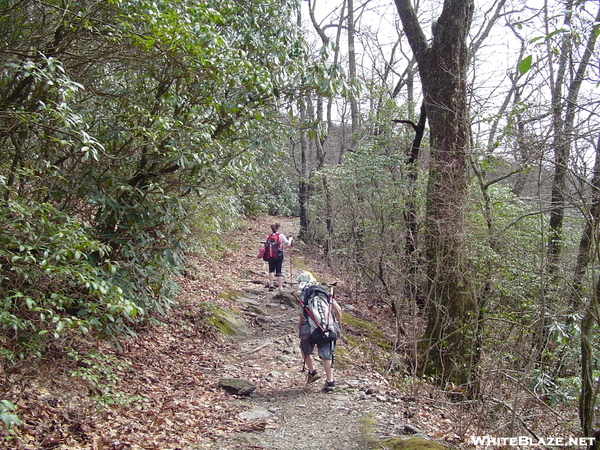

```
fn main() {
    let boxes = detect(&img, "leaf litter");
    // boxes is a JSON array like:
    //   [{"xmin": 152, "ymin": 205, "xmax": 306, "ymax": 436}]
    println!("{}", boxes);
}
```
[{"xmin": 0, "ymin": 217, "xmax": 579, "ymax": 449}]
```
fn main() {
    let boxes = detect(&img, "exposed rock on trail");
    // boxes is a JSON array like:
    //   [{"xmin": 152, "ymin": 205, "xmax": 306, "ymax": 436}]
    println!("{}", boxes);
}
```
[
  {"xmin": 1, "ymin": 217, "xmax": 451, "ymax": 450},
  {"xmin": 206, "ymin": 288, "xmax": 414, "ymax": 450},
  {"xmin": 198, "ymin": 217, "xmax": 445, "ymax": 450}
]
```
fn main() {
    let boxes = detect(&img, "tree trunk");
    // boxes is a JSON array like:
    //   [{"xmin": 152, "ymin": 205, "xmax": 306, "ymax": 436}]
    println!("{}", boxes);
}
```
[
  {"xmin": 546, "ymin": 0, "xmax": 573, "ymax": 276},
  {"xmin": 580, "ymin": 274, "xmax": 600, "ymax": 447},
  {"xmin": 572, "ymin": 134, "xmax": 600, "ymax": 446},
  {"xmin": 547, "ymin": 0, "xmax": 600, "ymax": 275},
  {"xmin": 298, "ymin": 97, "xmax": 310, "ymax": 241},
  {"xmin": 347, "ymin": 0, "xmax": 359, "ymax": 136},
  {"xmin": 395, "ymin": 0, "xmax": 479, "ymax": 390},
  {"xmin": 572, "ymin": 135, "xmax": 600, "ymax": 311},
  {"xmin": 393, "ymin": 102, "xmax": 426, "ymax": 309}
]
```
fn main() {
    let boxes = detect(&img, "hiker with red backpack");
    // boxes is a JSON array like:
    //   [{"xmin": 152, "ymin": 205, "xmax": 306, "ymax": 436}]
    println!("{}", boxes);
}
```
[
  {"xmin": 295, "ymin": 272, "xmax": 342, "ymax": 392},
  {"xmin": 262, "ymin": 222, "xmax": 293, "ymax": 291}
]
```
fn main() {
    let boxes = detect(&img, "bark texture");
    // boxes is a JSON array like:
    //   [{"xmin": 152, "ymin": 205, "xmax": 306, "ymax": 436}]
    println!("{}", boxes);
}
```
[{"xmin": 394, "ymin": 0, "xmax": 479, "ymax": 388}]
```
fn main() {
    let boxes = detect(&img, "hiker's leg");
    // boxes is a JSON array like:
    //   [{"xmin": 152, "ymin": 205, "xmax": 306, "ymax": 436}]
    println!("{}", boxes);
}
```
[
  {"xmin": 275, "ymin": 260, "xmax": 284, "ymax": 289},
  {"xmin": 267, "ymin": 261, "xmax": 276, "ymax": 287},
  {"xmin": 300, "ymin": 340, "xmax": 315, "ymax": 372},
  {"xmin": 304, "ymin": 354, "xmax": 315, "ymax": 372},
  {"xmin": 318, "ymin": 344, "xmax": 335, "ymax": 381},
  {"xmin": 323, "ymin": 358, "xmax": 333, "ymax": 381}
]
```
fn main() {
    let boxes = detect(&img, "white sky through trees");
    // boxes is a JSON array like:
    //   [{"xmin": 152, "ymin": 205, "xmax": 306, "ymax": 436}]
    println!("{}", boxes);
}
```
[{"xmin": 300, "ymin": 0, "xmax": 600, "ymax": 168}]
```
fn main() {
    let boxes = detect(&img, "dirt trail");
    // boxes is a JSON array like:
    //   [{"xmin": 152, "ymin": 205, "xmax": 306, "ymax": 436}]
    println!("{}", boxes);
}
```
[
  {"xmin": 0, "ymin": 217, "xmax": 422, "ymax": 450},
  {"xmin": 202, "ymin": 218, "xmax": 411, "ymax": 449}
]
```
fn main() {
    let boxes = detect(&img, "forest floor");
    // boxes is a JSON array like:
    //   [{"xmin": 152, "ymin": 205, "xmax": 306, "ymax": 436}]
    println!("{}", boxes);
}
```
[{"xmin": 2, "ymin": 216, "xmax": 576, "ymax": 449}]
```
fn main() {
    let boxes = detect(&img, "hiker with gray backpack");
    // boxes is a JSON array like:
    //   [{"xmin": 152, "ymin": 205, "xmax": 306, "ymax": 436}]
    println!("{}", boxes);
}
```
[{"xmin": 295, "ymin": 271, "xmax": 342, "ymax": 392}]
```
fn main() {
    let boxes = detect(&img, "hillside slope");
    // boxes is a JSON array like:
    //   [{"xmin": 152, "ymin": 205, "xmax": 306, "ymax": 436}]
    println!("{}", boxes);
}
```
[{"xmin": 1, "ymin": 216, "xmax": 450, "ymax": 450}]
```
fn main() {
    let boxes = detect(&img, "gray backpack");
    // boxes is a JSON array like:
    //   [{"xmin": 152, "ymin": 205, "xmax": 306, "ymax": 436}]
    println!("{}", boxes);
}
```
[{"xmin": 302, "ymin": 285, "xmax": 338, "ymax": 345}]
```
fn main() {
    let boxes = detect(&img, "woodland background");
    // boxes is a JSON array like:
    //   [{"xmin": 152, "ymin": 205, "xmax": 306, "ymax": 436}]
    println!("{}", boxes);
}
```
[{"xmin": 1, "ymin": 0, "xmax": 600, "ymax": 446}]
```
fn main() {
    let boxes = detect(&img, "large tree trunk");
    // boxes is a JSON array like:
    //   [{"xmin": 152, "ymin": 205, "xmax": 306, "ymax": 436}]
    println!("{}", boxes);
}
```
[{"xmin": 395, "ymin": 0, "xmax": 479, "ymax": 390}]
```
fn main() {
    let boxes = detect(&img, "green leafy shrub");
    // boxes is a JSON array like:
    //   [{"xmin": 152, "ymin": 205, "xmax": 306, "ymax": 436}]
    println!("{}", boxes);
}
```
[
  {"xmin": 183, "ymin": 190, "xmax": 247, "ymax": 257},
  {"xmin": 0, "ymin": 400, "xmax": 21, "ymax": 430},
  {"xmin": 0, "ymin": 196, "xmax": 142, "ymax": 362},
  {"xmin": 0, "ymin": 0, "xmax": 311, "ymax": 361},
  {"xmin": 264, "ymin": 177, "xmax": 300, "ymax": 217}
]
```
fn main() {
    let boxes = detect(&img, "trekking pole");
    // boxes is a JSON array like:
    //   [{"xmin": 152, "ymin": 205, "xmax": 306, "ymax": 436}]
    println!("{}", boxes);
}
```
[
  {"xmin": 328, "ymin": 281, "xmax": 337, "ymax": 301},
  {"xmin": 327, "ymin": 282, "xmax": 347, "ymax": 344},
  {"xmin": 289, "ymin": 240, "xmax": 294, "ymax": 285}
]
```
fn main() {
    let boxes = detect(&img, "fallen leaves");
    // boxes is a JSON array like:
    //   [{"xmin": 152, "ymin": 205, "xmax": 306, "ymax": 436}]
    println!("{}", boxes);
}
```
[{"xmin": 0, "ymin": 217, "xmax": 281, "ymax": 449}]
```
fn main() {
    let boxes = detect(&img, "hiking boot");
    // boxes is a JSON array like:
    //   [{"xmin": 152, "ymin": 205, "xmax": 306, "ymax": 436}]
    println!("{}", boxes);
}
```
[
  {"xmin": 324, "ymin": 380, "xmax": 336, "ymax": 392},
  {"xmin": 306, "ymin": 370, "xmax": 321, "ymax": 384}
]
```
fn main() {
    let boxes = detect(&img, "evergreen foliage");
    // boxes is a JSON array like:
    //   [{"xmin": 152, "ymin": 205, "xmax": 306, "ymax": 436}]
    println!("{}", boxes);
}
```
[
  {"xmin": 2, "ymin": 0, "xmax": 600, "ymax": 440},
  {"xmin": 0, "ymin": 0, "xmax": 331, "ymax": 359}
]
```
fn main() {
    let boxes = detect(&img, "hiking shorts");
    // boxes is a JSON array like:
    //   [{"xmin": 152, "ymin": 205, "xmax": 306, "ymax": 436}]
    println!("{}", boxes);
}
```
[
  {"xmin": 268, "ymin": 258, "xmax": 284, "ymax": 277},
  {"xmin": 300, "ymin": 338, "xmax": 335, "ymax": 361}
]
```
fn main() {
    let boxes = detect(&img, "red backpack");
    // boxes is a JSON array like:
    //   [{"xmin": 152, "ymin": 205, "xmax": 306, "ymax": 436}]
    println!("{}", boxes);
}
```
[{"xmin": 263, "ymin": 233, "xmax": 282, "ymax": 261}]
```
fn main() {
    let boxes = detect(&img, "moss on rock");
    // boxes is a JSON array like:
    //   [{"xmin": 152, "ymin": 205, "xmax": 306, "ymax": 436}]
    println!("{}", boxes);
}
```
[
  {"xmin": 343, "ymin": 312, "xmax": 386, "ymax": 341},
  {"xmin": 276, "ymin": 292, "xmax": 299, "ymax": 308},
  {"xmin": 342, "ymin": 312, "xmax": 392, "ymax": 355},
  {"xmin": 202, "ymin": 302, "xmax": 250, "ymax": 337}
]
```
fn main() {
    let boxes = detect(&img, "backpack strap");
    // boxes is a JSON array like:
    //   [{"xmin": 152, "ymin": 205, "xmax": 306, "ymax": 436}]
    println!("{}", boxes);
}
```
[{"xmin": 295, "ymin": 290, "xmax": 326, "ymax": 332}]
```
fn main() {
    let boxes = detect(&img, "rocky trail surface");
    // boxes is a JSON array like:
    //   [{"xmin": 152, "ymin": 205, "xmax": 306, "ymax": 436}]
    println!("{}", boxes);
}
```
[
  {"xmin": 2, "ymin": 216, "xmax": 450, "ymax": 450},
  {"xmin": 197, "ymin": 217, "xmax": 432, "ymax": 450},
  {"xmin": 204, "ymin": 288, "xmax": 408, "ymax": 450}
]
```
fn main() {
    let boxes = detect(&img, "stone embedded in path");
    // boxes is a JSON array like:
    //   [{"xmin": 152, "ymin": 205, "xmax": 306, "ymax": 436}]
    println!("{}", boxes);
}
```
[
  {"xmin": 205, "ymin": 304, "xmax": 250, "ymax": 337},
  {"xmin": 238, "ymin": 406, "xmax": 271, "ymax": 420},
  {"xmin": 218, "ymin": 377, "xmax": 257, "ymax": 396},
  {"xmin": 275, "ymin": 354, "xmax": 296, "ymax": 364},
  {"xmin": 403, "ymin": 424, "xmax": 424, "ymax": 435},
  {"xmin": 221, "ymin": 290, "xmax": 270, "ymax": 319},
  {"xmin": 275, "ymin": 292, "xmax": 298, "ymax": 308},
  {"xmin": 331, "ymin": 394, "xmax": 351, "ymax": 407}
]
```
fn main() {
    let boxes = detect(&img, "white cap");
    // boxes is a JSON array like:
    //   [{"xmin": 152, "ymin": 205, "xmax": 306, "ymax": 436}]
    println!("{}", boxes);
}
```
[{"xmin": 297, "ymin": 271, "xmax": 317, "ymax": 290}]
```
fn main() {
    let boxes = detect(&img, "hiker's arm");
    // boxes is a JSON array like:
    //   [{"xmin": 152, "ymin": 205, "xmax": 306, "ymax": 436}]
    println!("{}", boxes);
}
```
[{"xmin": 333, "ymin": 301, "xmax": 342, "ymax": 326}]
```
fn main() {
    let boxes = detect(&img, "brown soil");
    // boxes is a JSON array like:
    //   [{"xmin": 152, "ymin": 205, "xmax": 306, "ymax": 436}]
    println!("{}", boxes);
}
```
[{"xmin": 5, "ymin": 216, "xmax": 564, "ymax": 450}]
